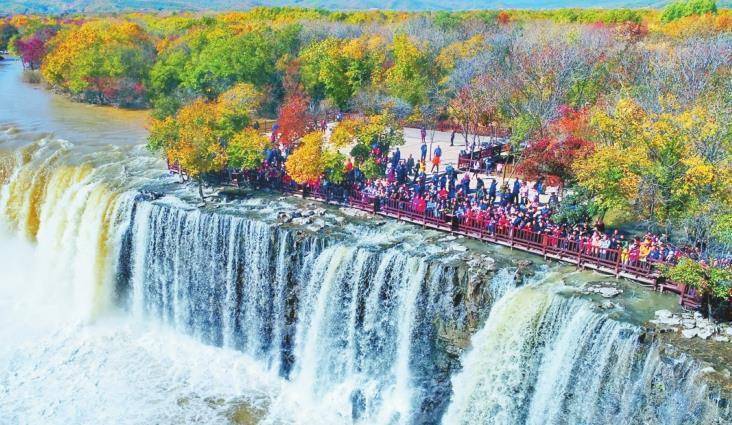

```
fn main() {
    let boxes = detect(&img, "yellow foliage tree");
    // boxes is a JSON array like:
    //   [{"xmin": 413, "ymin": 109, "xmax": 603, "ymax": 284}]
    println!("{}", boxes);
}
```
[
  {"xmin": 579, "ymin": 97, "xmax": 730, "ymax": 224},
  {"xmin": 285, "ymin": 131, "xmax": 324, "ymax": 184},
  {"xmin": 167, "ymin": 99, "xmax": 228, "ymax": 200},
  {"xmin": 329, "ymin": 119, "xmax": 359, "ymax": 148}
]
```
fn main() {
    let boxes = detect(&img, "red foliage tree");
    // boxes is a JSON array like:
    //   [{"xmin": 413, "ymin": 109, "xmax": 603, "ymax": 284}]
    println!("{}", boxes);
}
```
[
  {"xmin": 516, "ymin": 106, "xmax": 594, "ymax": 187},
  {"xmin": 15, "ymin": 36, "xmax": 46, "ymax": 70},
  {"xmin": 497, "ymin": 11, "xmax": 511, "ymax": 25},
  {"xmin": 276, "ymin": 92, "xmax": 312, "ymax": 149},
  {"xmin": 14, "ymin": 27, "xmax": 57, "ymax": 70}
]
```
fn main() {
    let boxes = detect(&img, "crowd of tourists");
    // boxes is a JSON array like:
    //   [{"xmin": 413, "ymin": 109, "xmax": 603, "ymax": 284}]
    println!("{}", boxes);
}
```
[
  {"xmin": 360, "ymin": 154, "xmax": 697, "ymax": 268},
  {"xmin": 246, "ymin": 141, "xmax": 724, "ymax": 271}
]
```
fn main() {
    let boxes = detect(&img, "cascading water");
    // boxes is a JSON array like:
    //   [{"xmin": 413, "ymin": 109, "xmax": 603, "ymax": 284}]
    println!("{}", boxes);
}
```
[
  {"xmin": 443, "ymin": 282, "xmax": 730, "ymax": 425},
  {"xmin": 1, "ymin": 130, "xmax": 730, "ymax": 424},
  {"xmin": 119, "ymin": 199, "xmax": 511, "ymax": 423}
]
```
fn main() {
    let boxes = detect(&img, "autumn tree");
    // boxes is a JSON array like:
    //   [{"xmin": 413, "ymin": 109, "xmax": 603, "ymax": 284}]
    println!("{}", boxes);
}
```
[
  {"xmin": 149, "ymin": 23, "xmax": 299, "ymax": 116},
  {"xmin": 216, "ymin": 83, "xmax": 263, "ymax": 140},
  {"xmin": 166, "ymin": 99, "xmax": 228, "ymax": 200},
  {"xmin": 0, "ymin": 23, "xmax": 19, "ymax": 51},
  {"xmin": 11, "ymin": 25, "xmax": 57, "ymax": 70},
  {"xmin": 662, "ymin": 0, "xmax": 718, "ymax": 22},
  {"xmin": 575, "ymin": 97, "xmax": 730, "ymax": 247},
  {"xmin": 299, "ymin": 35, "xmax": 385, "ymax": 109},
  {"xmin": 227, "ymin": 128, "xmax": 270, "ymax": 170},
  {"xmin": 285, "ymin": 131, "xmax": 324, "ymax": 184},
  {"xmin": 385, "ymin": 34, "xmax": 433, "ymax": 106},
  {"xmin": 42, "ymin": 19, "xmax": 156, "ymax": 106},
  {"xmin": 276, "ymin": 92, "xmax": 312, "ymax": 148},
  {"xmin": 516, "ymin": 106, "xmax": 594, "ymax": 187}
]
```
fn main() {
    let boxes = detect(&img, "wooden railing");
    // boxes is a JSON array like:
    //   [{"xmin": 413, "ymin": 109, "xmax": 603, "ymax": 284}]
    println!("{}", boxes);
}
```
[
  {"xmin": 166, "ymin": 163, "xmax": 703, "ymax": 310},
  {"xmin": 457, "ymin": 143, "xmax": 509, "ymax": 172}
]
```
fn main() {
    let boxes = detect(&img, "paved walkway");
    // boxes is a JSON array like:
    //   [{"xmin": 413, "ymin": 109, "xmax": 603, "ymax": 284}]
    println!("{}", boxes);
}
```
[{"xmin": 320, "ymin": 124, "xmax": 559, "ymax": 199}]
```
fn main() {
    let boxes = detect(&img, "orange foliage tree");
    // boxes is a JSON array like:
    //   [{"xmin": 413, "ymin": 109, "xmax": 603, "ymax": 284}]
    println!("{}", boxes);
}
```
[{"xmin": 276, "ymin": 92, "xmax": 312, "ymax": 148}]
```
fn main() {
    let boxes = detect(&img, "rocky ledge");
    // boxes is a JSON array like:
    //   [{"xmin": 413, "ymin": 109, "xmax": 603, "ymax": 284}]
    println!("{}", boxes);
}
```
[{"xmin": 650, "ymin": 309, "xmax": 732, "ymax": 342}]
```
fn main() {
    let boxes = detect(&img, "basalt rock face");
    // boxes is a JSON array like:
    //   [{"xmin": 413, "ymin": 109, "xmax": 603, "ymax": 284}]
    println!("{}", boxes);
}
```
[{"xmin": 115, "ymin": 199, "xmax": 510, "ymax": 423}]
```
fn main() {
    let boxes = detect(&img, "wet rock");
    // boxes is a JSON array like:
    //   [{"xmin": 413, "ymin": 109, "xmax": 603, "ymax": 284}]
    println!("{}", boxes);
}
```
[
  {"xmin": 682, "ymin": 328, "xmax": 698, "ymax": 339},
  {"xmin": 655, "ymin": 310, "xmax": 673, "ymax": 319},
  {"xmin": 277, "ymin": 211, "xmax": 293, "ymax": 223},
  {"xmin": 599, "ymin": 301, "xmax": 615, "ymax": 309},
  {"xmin": 682, "ymin": 319, "xmax": 696, "ymax": 329},
  {"xmin": 339, "ymin": 207, "xmax": 371, "ymax": 219},
  {"xmin": 714, "ymin": 335, "xmax": 730, "ymax": 343},
  {"xmin": 654, "ymin": 316, "xmax": 681, "ymax": 326},
  {"xmin": 292, "ymin": 217, "xmax": 311, "ymax": 226},
  {"xmin": 697, "ymin": 328, "xmax": 714, "ymax": 340},
  {"xmin": 586, "ymin": 282, "xmax": 623, "ymax": 298},
  {"xmin": 513, "ymin": 259, "xmax": 534, "ymax": 285},
  {"xmin": 136, "ymin": 190, "xmax": 164, "ymax": 201}
]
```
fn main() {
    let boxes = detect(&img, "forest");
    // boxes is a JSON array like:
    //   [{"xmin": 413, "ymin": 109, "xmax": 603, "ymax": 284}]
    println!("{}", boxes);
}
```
[{"xmin": 2, "ymin": 0, "xmax": 730, "ymax": 296}]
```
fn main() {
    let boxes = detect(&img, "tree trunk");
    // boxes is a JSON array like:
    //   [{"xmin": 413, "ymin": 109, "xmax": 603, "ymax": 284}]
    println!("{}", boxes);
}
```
[{"xmin": 198, "ymin": 179, "xmax": 206, "ymax": 204}]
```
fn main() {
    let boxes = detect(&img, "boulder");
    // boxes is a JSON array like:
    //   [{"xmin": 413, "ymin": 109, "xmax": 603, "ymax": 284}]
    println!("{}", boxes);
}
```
[
  {"xmin": 681, "ymin": 328, "xmax": 698, "ymax": 339},
  {"xmin": 277, "ymin": 211, "xmax": 293, "ymax": 223},
  {"xmin": 697, "ymin": 328, "xmax": 713, "ymax": 340},
  {"xmin": 586, "ymin": 283, "xmax": 623, "ymax": 298},
  {"xmin": 599, "ymin": 301, "xmax": 615, "ymax": 309},
  {"xmin": 292, "ymin": 217, "xmax": 311, "ymax": 226},
  {"xmin": 681, "ymin": 319, "xmax": 696, "ymax": 329},
  {"xmin": 655, "ymin": 310, "xmax": 673, "ymax": 319},
  {"xmin": 339, "ymin": 207, "xmax": 371, "ymax": 219},
  {"xmin": 598, "ymin": 287, "xmax": 622, "ymax": 298}
]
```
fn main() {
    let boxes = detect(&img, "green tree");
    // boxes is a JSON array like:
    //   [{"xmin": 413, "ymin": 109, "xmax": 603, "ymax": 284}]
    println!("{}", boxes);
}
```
[
  {"xmin": 227, "ymin": 128, "xmax": 269, "ymax": 170},
  {"xmin": 662, "ymin": 0, "xmax": 718, "ymax": 22},
  {"xmin": 386, "ymin": 34, "xmax": 432, "ymax": 106}
]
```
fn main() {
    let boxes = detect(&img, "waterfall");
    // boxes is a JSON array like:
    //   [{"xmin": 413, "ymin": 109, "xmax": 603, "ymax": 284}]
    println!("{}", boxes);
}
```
[
  {"xmin": 1, "ymin": 140, "xmax": 730, "ymax": 424},
  {"xmin": 443, "ymin": 281, "xmax": 729, "ymax": 425},
  {"xmin": 120, "ymin": 200, "xmax": 513, "ymax": 423}
]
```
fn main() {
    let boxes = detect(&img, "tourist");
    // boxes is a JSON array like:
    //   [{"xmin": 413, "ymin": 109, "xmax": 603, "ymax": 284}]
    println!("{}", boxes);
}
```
[{"xmin": 431, "ymin": 145, "xmax": 442, "ymax": 173}]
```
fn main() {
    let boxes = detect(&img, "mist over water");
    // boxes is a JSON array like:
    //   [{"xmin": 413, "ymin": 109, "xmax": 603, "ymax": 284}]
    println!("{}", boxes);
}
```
[{"xmin": 0, "ymin": 59, "xmax": 729, "ymax": 424}]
